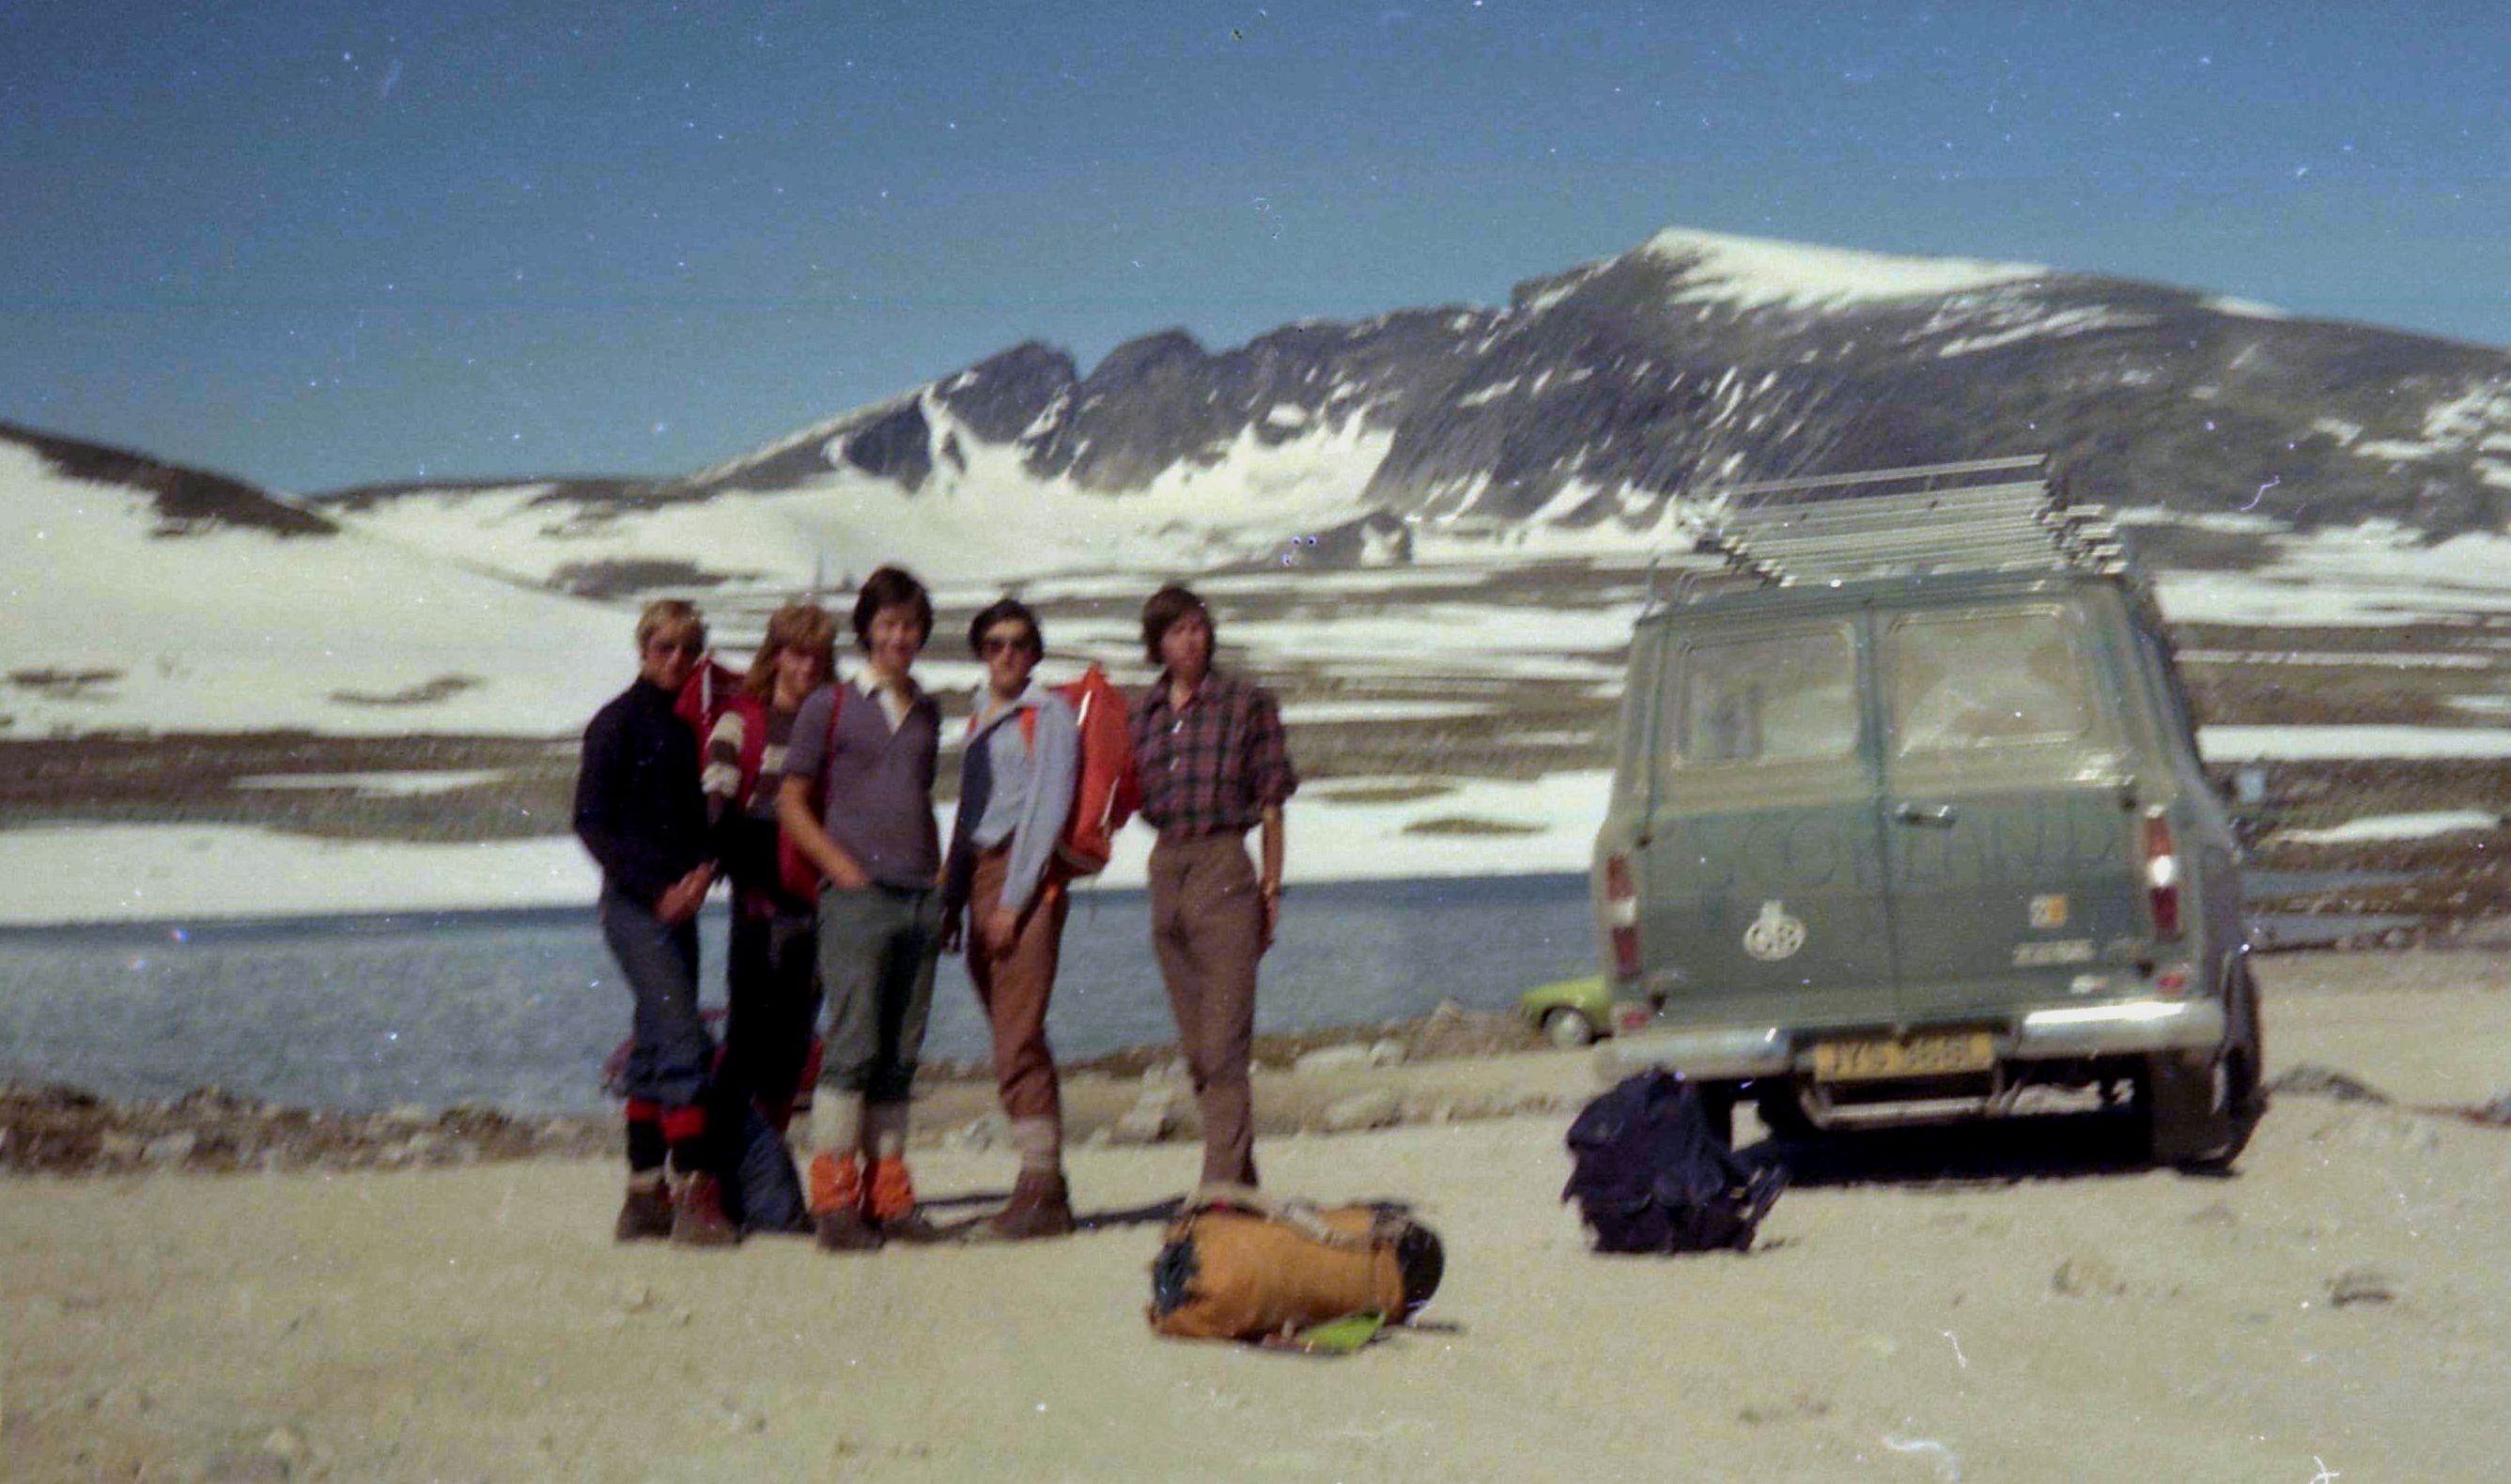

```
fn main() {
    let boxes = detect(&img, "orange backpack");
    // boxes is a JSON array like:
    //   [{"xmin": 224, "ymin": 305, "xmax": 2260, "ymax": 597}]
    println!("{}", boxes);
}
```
[
  {"xmin": 969, "ymin": 663, "xmax": 1140, "ymax": 877},
  {"xmin": 1147, "ymin": 1187, "xmax": 1445, "ymax": 1345}
]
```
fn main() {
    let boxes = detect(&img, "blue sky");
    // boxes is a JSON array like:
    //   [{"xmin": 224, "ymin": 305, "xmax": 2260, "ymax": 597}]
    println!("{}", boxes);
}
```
[{"xmin": 3, "ymin": 0, "xmax": 2504, "ymax": 493}]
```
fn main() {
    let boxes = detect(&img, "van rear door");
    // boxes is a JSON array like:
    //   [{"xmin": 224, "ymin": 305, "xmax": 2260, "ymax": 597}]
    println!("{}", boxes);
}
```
[
  {"xmin": 1876, "ymin": 600, "xmax": 2144, "ymax": 1020},
  {"xmin": 1637, "ymin": 614, "xmax": 1894, "ymax": 1028}
]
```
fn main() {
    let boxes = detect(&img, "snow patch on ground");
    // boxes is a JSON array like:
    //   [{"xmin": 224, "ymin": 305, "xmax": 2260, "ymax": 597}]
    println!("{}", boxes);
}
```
[
  {"xmin": 326, "ymin": 396, "xmax": 1396, "ymax": 594},
  {"xmin": 2155, "ymin": 524, "xmax": 2511, "ymax": 626},
  {"xmin": 2271, "ymin": 810, "xmax": 2503, "ymax": 845},
  {"xmin": 2178, "ymin": 649, "xmax": 2496, "ymax": 671},
  {"xmin": 232, "ymin": 771, "xmax": 511, "ymax": 797},
  {"xmin": 1229, "ymin": 605, "xmax": 1640, "ymax": 664},
  {"xmin": 0, "ymin": 443, "xmax": 633, "ymax": 738},
  {"xmin": 1934, "ymin": 305, "xmax": 2147, "ymax": 357},
  {"xmin": 0, "ymin": 770, "xmax": 1616, "ymax": 925},
  {"xmin": 1279, "ymin": 700, "xmax": 1493, "ymax": 724},
  {"xmin": 0, "ymin": 825, "xmax": 607, "ymax": 925},
  {"xmin": 2424, "ymin": 381, "xmax": 2511, "ymax": 450},
  {"xmin": 2114, "ymin": 506, "xmax": 2288, "ymax": 535},
  {"xmin": 2200, "ymin": 725, "xmax": 2511, "ymax": 761}
]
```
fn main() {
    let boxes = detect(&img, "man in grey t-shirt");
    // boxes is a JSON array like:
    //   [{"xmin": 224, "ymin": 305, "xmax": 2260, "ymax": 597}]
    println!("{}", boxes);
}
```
[{"xmin": 777, "ymin": 565, "xmax": 945, "ymax": 1251}]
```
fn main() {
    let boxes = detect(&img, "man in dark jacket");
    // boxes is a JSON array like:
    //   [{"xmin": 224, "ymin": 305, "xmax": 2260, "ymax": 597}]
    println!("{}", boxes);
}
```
[{"xmin": 574, "ymin": 599, "xmax": 735, "ymax": 1245}]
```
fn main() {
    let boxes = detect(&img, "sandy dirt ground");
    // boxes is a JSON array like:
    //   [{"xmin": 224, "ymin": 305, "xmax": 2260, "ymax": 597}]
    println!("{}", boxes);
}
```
[{"xmin": 6, "ymin": 953, "xmax": 2510, "ymax": 1482}]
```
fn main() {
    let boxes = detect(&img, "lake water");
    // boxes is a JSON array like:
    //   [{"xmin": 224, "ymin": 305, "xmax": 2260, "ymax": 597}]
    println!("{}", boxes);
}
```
[
  {"xmin": 0, "ymin": 874, "xmax": 1600, "ymax": 1115},
  {"xmin": 0, "ymin": 871, "xmax": 2407, "ymax": 1116}
]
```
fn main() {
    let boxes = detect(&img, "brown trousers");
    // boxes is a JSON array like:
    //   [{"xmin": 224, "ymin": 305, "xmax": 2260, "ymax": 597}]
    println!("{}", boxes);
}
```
[
  {"xmin": 1147, "ymin": 831, "xmax": 1263, "ymax": 1187},
  {"xmin": 965, "ymin": 845, "xmax": 1070, "ymax": 1121}
]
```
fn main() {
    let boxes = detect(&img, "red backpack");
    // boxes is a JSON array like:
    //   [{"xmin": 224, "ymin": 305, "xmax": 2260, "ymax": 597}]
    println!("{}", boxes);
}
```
[{"xmin": 966, "ymin": 663, "xmax": 1140, "ymax": 877}]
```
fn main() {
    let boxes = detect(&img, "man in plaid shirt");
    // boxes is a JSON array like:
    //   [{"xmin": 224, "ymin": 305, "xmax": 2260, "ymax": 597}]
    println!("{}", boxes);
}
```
[{"xmin": 1129, "ymin": 583, "xmax": 1297, "ymax": 1189}]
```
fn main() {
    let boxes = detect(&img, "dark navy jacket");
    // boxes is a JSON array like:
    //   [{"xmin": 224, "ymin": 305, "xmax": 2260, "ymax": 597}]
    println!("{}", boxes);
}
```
[{"xmin": 573, "ymin": 678, "xmax": 709, "ymax": 905}]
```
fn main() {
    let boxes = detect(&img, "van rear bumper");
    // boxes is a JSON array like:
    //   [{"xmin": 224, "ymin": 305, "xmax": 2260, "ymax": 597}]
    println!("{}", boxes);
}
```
[
  {"xmin": 2007, "ymin": 998, "xmax": 2225, "ymax": 1059},
  {"xmin": 1604, "ymin": 998, "xmax": 2226, "ymax": 1081}
]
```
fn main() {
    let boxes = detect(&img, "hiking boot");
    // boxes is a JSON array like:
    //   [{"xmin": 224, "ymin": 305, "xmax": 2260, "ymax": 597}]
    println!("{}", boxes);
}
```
[
  {"xmin": 668, "ymin": 1171, "xmax": 740, "ymax": 1247},
  {"xmin": 983, "ymin": 1168, "xmax": 1075, "ymax": 1242},
  {"xmin": 614, "ymin": 1179, "xmax": 673, "ymax": 1243},
  {"xmin": 809, "ymin": 1151, "xmax": 881, "ymax": 1253},
  {"xmin": 868, "ymin": 1156, "xmax": 945, "ymax": 1244},
  {"xmin": 814, "ymin": 1204, "xmax": 884, "ymax": 1251}
]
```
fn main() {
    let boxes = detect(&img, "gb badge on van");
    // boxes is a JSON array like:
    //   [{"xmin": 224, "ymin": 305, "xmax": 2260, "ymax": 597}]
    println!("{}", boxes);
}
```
[
  {"xmin": 2028, "ymin": 893, "xmax": 2069, "ymax": 930},
  {"xmin": 1743, "ymin": 901, "xmax": 1807, "ymax": 962}
]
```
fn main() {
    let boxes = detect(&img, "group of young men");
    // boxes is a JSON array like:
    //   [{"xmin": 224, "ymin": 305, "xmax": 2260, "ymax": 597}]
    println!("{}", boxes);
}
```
[{"xmin": 571, "ymin": 569, "xmax": 1297, "ymax": 1251}]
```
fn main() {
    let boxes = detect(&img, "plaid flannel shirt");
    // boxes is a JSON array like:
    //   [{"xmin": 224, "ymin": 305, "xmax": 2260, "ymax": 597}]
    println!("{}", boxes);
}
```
[{"xmin": 1130, "ymin": 669, "xmax": 1298, "ymax": 838}]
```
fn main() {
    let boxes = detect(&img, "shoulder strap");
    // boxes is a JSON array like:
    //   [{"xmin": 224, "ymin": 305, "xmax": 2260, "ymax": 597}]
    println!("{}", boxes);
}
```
[
  {"xmin": 963, "ymin": 696, "xmax": 1041, "ymax": 755},
  {"xmin": 1184, "ymin": 1183, "xmax": 1381, "ymax": 1252}
]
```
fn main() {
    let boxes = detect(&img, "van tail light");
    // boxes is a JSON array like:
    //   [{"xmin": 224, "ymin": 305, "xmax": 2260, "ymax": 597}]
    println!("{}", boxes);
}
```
[
  {"xmin": 2141, "ymin": 809, "xmax": 2182, "ymax": 941},
  {"xmin": 1604, "ymin": 853, "xmax": 1642, "ymax": 983}
]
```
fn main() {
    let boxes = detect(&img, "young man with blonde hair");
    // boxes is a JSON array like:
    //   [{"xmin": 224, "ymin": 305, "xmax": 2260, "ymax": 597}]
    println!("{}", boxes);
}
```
[
  {"xmin": 574, "ymin": 598, "xmax": 734, "ymax": 1244},
  {"xmin": 1128, "ymin": 584, "xmax": 1296, "ymax": 1191}
]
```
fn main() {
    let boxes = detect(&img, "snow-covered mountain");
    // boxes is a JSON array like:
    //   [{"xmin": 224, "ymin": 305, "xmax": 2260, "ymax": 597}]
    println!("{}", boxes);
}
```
[
  {"xmin": 14, "ymin": 223, "xmax": 2511, "ymax": 740},
  {"xmin": 311, "ymin": 226, "xmax": 2511, "ymax": 595},
  {"xmin": 0, "ymin": 425, "xmax": 636, "ymax": 737}
]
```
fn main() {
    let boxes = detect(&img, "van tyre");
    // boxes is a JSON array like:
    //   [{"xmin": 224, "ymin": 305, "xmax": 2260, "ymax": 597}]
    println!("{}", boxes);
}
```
[
  {"xmin": 2226, "ymin": 962, "xmax": 2269, "ymax": 1127},
  {"xmin": 1752, "ymin": 1081, "xmax": 1820, "ymax": 1143},
  {"xmin": 2140, "ymin": 1053, "xmax": 2219, "ymax": 1166},
  {"xmin": 2143, "ymin": 966, "xmax": 2266, "ymax": 1169}
]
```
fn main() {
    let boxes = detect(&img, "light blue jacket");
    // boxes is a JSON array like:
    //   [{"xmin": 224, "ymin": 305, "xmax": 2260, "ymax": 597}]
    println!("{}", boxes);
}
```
[{"xmin": 947, "ymin": 683, "xmax": 1079, "ymax": 917}]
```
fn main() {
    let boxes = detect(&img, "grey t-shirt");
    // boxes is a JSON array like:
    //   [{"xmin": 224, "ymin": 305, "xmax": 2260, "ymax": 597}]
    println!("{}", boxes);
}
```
[{"xmin": 784, "ymin": 675, "xmax": 941, "ymax": 890}]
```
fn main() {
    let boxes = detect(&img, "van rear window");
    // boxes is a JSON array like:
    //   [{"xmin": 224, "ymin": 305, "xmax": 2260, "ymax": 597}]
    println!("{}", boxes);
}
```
[
  {"xmin": 1671, "ymin": 627, "xmax": 1858, "ymax": 766},
  {"xmin": 1883, "ymin": 609, "xmax": 2093, "ymax": 754}
]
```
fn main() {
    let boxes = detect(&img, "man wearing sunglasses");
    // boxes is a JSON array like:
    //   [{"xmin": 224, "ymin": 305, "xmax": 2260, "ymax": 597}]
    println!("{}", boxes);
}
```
[
  {"xmin": 941, "ymin": 597, "xmax": 1082, "ymax": 1239},
  {"xmin": 574, "ymin": 599, "xmax": 734, "ymax": 1246}
]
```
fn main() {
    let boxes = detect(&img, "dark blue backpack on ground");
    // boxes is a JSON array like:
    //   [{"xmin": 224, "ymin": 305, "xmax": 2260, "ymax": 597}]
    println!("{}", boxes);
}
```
[
  {"xmin": 1563, "ymin": 1070, "xmax": 1788, "ymax": 1255},
  {"xmin": 717, "ymin": 1101, "xmax": 810, "ymax": 1235}
]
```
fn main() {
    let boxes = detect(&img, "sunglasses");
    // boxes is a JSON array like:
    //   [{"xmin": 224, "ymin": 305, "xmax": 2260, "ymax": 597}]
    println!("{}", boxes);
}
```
[
  {"xmin": 647, "ymin": 637, "xmax": 705, "ymax": 657},
  {"xmin": 978, "ymin": 635, "xmax": 1035, "ymax": 657}
]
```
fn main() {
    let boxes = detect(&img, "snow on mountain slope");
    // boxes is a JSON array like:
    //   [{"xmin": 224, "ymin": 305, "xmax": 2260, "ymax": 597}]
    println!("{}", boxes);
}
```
[
  {"xmin": 0, "ymin": 440, "xmax": 634, "ymax": 737},
  {"xmin": 325, "ymin": 389, "xmax": 1395, "ymax": 591},
  {"xmin": 308, "ymin": 225, "xmax": 2511, "ymax": 610},
  {"xmin": 1638, "ymin": 227, "xmax": 2051, "ymax": 312}
]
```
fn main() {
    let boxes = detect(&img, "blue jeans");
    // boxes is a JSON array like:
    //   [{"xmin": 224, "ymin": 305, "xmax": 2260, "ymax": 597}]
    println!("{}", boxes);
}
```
[{"xmin": 599, "ymin": 887, "xmax": 712, "ymax": 1111}]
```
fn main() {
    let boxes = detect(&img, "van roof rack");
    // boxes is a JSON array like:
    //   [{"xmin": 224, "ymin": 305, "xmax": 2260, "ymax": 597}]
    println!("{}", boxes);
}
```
[{"xmin": 1651, "ymin": 455, "xmax": 2141, "ymax": 609}]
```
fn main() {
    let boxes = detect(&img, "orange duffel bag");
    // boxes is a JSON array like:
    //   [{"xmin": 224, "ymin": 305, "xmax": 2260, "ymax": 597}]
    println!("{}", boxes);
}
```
[{"xmin": 1147, "ymin": 1185, "xmax": 1444, "ymax": 1346}]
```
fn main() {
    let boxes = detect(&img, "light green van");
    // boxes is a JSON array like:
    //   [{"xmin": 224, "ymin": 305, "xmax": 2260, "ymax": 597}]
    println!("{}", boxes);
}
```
[{"xmin": 1593, "ymin": 458, "xmax": 2264, "ymax": 1165}]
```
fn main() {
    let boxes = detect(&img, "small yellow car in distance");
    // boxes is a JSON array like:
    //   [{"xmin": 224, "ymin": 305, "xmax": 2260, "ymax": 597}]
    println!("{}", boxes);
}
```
[{"xmin": 1519, "ymin": 975, "xmax": 1651, "ymax": 1048}]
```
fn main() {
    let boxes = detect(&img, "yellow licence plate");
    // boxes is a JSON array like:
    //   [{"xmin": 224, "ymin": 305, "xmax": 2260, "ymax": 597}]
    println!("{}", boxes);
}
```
[{"xmin": 1811, "ymin": 1029, "xmax": 1995, "ymax": 1082}]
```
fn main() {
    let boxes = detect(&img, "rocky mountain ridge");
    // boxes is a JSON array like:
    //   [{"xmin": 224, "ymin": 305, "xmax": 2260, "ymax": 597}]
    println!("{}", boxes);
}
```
[{"xmin": 15, "ymin": 228, "xmax": 2511, "ymax": 590}]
